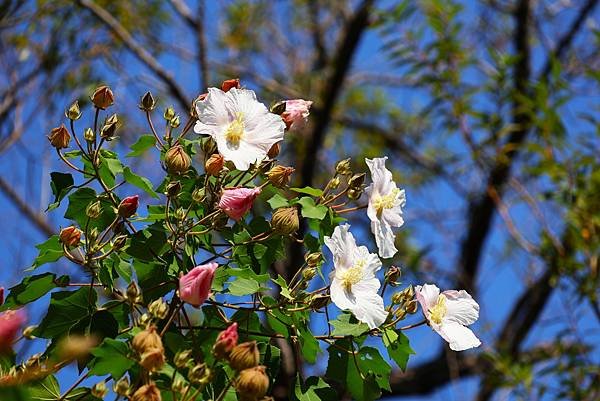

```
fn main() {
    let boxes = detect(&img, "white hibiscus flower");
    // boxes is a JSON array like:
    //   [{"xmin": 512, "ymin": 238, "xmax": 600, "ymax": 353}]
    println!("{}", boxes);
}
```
[
  {"xmin": 365, "ymin": 157, "xmax": 406, "ymax": 259},
  {"xmin": 324, "ymin": 224, "xmax": 388, "ymax": 329},
  {"xmin": 415, "ymin": 284, "xmax": 481, "ymax": 351},
  {"xmin": 194, "ymin": 88, "xmax": 286, "ymax": 171}
]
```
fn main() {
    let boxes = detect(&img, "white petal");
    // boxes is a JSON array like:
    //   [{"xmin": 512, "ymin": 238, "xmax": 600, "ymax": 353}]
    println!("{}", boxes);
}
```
[
  {"xmin": 330, "ymin": 278, "xmax": 356, "ymax": 310},
  {"xmin": 435, "ymin": 321, "xmax": 481, "ymax": 351},
  {"xmin": 415, "ymin": 283, "xmax": 440, "ymax": 316},
  {"xmin": 324, "ymin": 224, "xmax": 357, "ymax": 271},
  {"xmin": 351, "ymin": 288, "xmax": 388, "ymax": 329},
  {"xmin": 216, "ymin": 139, "xmax": 265, "ymax": 171},
  {"xmin": 365, "ymin": 157, "xmax": 392, "ymax": 186},
  {"xmin": 443, "ymin": 290, "xmax": 479, "ymax": 326},
  {"xmin": 195, "ymin": 88, "xmax": 233, "ymax": 129},
  {"xmin": 371, "ymin": 220, "xmax": 398, "ymax": 259}
]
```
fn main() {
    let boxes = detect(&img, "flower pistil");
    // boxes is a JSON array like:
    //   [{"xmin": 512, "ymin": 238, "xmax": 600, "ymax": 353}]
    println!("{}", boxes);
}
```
[{"xmin": 225, "ymin": 112, "xmax": 245, "ymax": 147}]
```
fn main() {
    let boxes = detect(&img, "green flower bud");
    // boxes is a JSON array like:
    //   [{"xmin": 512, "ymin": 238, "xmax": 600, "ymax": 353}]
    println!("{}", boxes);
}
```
[
  {"xmin": 86, "ymin": 200, "xmax": 102, "ymax": 219},
  {"xmin": 65, "ymin": 100, "xmax": 82, "ymax": 120},
  {"xmin": 163, "ymin": 106, "xmax": 176, "ymax": 121},
  {"xmin": 335, "ymin": 158, "xmax": 352, "ymax": 175},
  {"xmin": 84, "ymin": 127, "xmax": 95, "ymax": 143}
]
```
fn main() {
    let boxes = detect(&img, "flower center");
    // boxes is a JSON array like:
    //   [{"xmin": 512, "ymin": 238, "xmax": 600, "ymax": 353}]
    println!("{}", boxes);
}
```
[
  {"xmin": 428, "ymin": 295, "xmax": 447, "ymax": 325},
  {"xmin": 225, "ymin": 112, "xmax": 245, "ymax": 147},
  {"xmin": 373, "ymin": 188, "xmax": 399, "ymax": 216},
  {"xmin": 338, "ymin": 259, "xmax": 366, "ymax": 292}
]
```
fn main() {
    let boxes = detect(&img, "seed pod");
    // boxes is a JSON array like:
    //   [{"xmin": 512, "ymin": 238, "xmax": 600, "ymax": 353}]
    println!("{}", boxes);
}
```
[
  {"xmin": 174, "ymin": 349, "xmax": 193, "ymax": 369},
  {"xmin": 305, "ymin": 252, "xmax": 322, "ymax": 267},
  {"xmin": 302, "ymin": 268, "xmax": 316, "ymax": 281},
  {"xmin": 139, "ymin": 91, "xmax": 156, "ymax": 111},
  {"xmin": 236, "ymin": 365, "xmax": 270, "ymax": 401},
  {"xmin": 139, "ymin": 348, "xmax": 165, "ymax": 372},
  {"xmin": 266, "ymin": 165, "xmax": 294, "ymax": 187},
  {"xmin": 348, "ymin": 173, "xmax": 366, "ymax": 189},
  {"xmin": 229, "ymin": 341, "xmax": 260, "ymax": 371},
  {"xmin": 48, "ymin": 124, "xmax": 71, "ymax": 149},
  {"xmin": 91, "ymin": 85, "xmax": 114, "ymax": 109},
  {"xmin": 165, "ymin": 145, "xmax": 191, "ymax": 175},
  {"xmin": 131, "ymin": 382, "xmax": 161, "ymax": 401},
  {"xmin": 59, "ymin": 226, "xmax": 81, "ymax": 247},
  {"xmin": 270, "ymin": 207, "xmax": 300, "ymax": 235},
  {"xmin": 205, "ymin": 153, "xmax": 225, "ymax": 176},
  {"xmin": 132, "ymin": 326, "xmax": 163, "ymax": 356},
  {"xmin": 100, "ymin": 113, "xmax": 118, "ymax": 140}
]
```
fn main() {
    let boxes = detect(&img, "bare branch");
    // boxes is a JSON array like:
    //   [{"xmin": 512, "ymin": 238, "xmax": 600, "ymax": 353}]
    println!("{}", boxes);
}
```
[{"xmin": 0, "ymin": 176, "xmax": 54, "ymax": 237}]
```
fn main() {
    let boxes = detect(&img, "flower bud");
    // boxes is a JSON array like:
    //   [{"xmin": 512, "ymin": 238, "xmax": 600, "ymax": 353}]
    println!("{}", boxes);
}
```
[
  {"xmin": 270, "ymin": 207, "xmax": 299, "ymax": 235},
  {"xmin": 131, "ymin": 382, "xmax": 161, "ymax": 401},
  {"xmin": 328, "ymin": 177, "xmax": 341, "ymax": 190},
  {"xmin": 348, "ymin": 173, "xmax": 366, "ymax": 189},
  {"xmin": 113, "ymin": 376, "xmax": 130, "ymax": 396},
  {"xmin": 205, "ymin": 153, "xmax": 224, "ymax": 176},
  {"xmin": 171, "ymin": 377, "xmax": 187, "ymax": 393},
  {"xmin": 126, "ymin": 282, "xmax": 141, "ymax": 303},
  {"xmin": 59, "ymin": 226, "xmax": 81, "ymax": 247},
  {"xmin": 0, "ymin": 310, "xmax": 26, "ymax": 351},
  {"xmin": 166, "ymin": 181, "xmax": 182, "ymax": 197},
  {"xmin": 56, "ymin": 334, "xmax": 98, "ymax": 362},
  {"xmin": 201, "ymin": 137, "xmax": 218, "ymax": 155},
  {"xmin": 267, "ymin": 142, "xmax": 280, "ymax": 159},
  {"xmin": 391, "ymin": 292, "xmax": 403, "ymax": 305},
  {"xmin": 401, "ymin": 285, "xmax": 414, "ymax": 301},
  {"xmin": 189, "ymin": 363, "xmax": 211, "ymax": 385},
  {"xmin": 23, "ymin": 325, "xmax": 37, "ymax": 339},
  {"xmin": 394, "ymin": 308, "xmax": 407, "ymax": 320},
  {"xmin": 112, "ymin": 234, "xmax": 128, "ymax": 250},
  {"xmin": 219, "ymin": 187, "xmax": 261, "ymax": 221},
  {"xmin": 139, "ymin": 91, "xmax": 156, "ymax": 112},
  {"xmin": 302, "ymin": 268, "xmax": 316, "ymax": 281},
  {"xmin": 86, "ymin": 200, "xmax": 102, "ymax": 219},
  {"xmin": 236, "ymin": 366, "xmax": 269, "ymax": 401},
  {"xmin": 229, "ymin": 341, "xmax": 260, "ymax": 371},
  {"xmin": 165, "ymin": 145, "xmax": 191, "ymax": 175},
  {"xmin": 281, "ymin": 99, "xmax": 312, "ymax": 131},
  {"xmin": 174, "ymin": 349, "xmax": 193, "ymax": 369},
  {"xmin": 148, "ymin": 298, "xmax": 168, "ymax": 320},
  {"xmin": 269, "ymin": 101, "xmax": 286, "ymax": 115},
  {"xmin": 65, "ymin": 101, "xmax": 81, "ymax": 120},
  {"xmin": 191, "ymin": 93, "xmax": 207, "ymax": 118},
  {"xmin": 266, "ymin": 165, "xmax": 294, "ymax": 188},
  {"xmin": 118, "ymin": 195, "xmax": 139, "ymax": 218},
  {"xmin": 91, "ymin": 85, "xmax": 114, "ymax": 109},
  {"xmin": 385, "ymin": 265, "xmax": 401, "ymax": 285},
  {"xmin": 84, "ymin": 127, "xmax": 95, "ymax": 143},
  {"xmin": 87, "ymin": 227, "xmax": 99, "ymax": 244},
  {"xmin": 179, "ymin": 263, "xmax": 218, "ymax": 307},
  {"xmin": 140, "ymin": 347, "xmax": 165, "ymax": 371},
  {"xmin": 170, "ymin": 115, "xmax": 181, "ymax": 128},
  {"xmin": 335, "ymin": 158, "xmax": 352, "ymax": 175},
  {"xmin": 213, "ymin": 323, "xmax": 238, "ymax": 360},
  {"xmin": 347, "ymin": 187, "xmax": 363, "ymax": 200},
  {"xmin": 91, "ymin": 382, "xmax": 108, "ymax": 398},
  {"xmin": 163, "ymin": 106, "xmax": 176, "ymax": 121},
  {"xmin": 139, "ymin": 313, "xmax": 151, "ymax": 327},
  {"xmin": 305, "ymin": 252, "xmax": 322, "ymax": 267},
  {"xmin": 47, "ymin": 124, "xmax": 71, "ymax": 149},
  {"xmin": 100, "ymin": 114, "xmax": 118, "ymax": 140},
  {"xmin": 132, "ymin": 326, "xmax": 163, "ymax": 356},
  {"xmin": 191, "ymin": 187, "xmax": 205, "ymax": 203},
  {"xmin": 405, "ymin": 299, "xmax": 418, "ymax": 314},
  {"xmin": 222, "ymin": 78, "xmax": 241, "ymax": 92}
]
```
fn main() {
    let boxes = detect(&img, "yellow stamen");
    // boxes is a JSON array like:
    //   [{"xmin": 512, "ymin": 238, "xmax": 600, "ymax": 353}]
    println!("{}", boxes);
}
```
[
  {"xmin": 338, "ymin": 259, "xmax": 366, "ymax": 292},
  {"xmin": 225, "ymin": 112, "xmax": 245, "ymax": 147},
  {"xmin": 372, "ymin": 188, "xmax": 399, "ymax": 216},
  {"xmin": 428, "ymin": 295, "xmax": 447, "ymax": 325}
]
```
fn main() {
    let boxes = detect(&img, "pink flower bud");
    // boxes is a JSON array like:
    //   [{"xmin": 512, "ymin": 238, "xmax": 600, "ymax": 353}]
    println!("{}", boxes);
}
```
[
  {"xmin": 179, "ymin": 263, "xmax": 218, "ymax": 307},
  {"xmin": 213, "ymin": 323, "xmax": 238, "ymax": 359},
  {"xmin": 0, "ymin": 310, "xmax": 26, "ymax": 353},
  {"xmin": 221, "ymin": 78, "xmax": 241, "ymax": 92},
  {"xmin": 282, "ymin": 99, "xmax": 312, "ymax": 130},
  {"xmin": 219, "ymin": 187, "xmax": 261, "ymax": 221},
  {"xmin": 0, "ymin": 287, "xmax": 4, "ymax": 305},
  {"xmin": 118, "ymin": 195, "xmax": 139, "ymax": 218}
]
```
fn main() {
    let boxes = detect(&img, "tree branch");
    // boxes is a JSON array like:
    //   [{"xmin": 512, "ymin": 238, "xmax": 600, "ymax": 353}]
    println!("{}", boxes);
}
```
[
  {"xmin": 77, "ymin": 0, "xmax": 190, "ymax": 110},
  {"xmin": 0, "ymin": 176, "xmax": 54, "ymax": 237}
]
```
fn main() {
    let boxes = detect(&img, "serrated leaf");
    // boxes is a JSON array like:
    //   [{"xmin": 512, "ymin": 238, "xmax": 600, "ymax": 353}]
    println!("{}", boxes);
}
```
[
  {"xmin": 297, "ymin": 197, "xmax": 328, "ymax": 219},
  {"xmin": 89, "ymin": 338, "xmax": 134, "ymax": 377},
  {"xmin": 272, "ymin": 275, "xmax": 293, "ymax": 300},
  {"xmin": 267, "ymin": 193, "xmax": 289, "ymax": 209},
  {"xmin": 127, "ymin": 134, "xmax": 156, "ymax": 157},
  {"xmin": 30, "ymin": 236, "xmax": 63, "ymax": 270},
  {"xmin": 64, "ymin": 188, "xmax": 116, "ymax": 231},
  {"xmin": 123, "ymin": 167, "xmax": 158, "ymax": 198},
  {"xmin": 1, "ymin": 273, "xmax": 69, "ymax": 311},
  {"xmin": 47, "ymin": 172, "xmax": 74, "ymax": 211},
  {"xmin": 290, "ymin": 187, "xmax": 323, "ymax": 197},
  {"xmin": 228, "ymin": 277, "xmax": 261, "ymax": 296},
  {"xmin": 382, "ymin": 328, "xmax": 415, "ymax": 371},
  {"xmin": 34, "ymin": 288, "xmax": 95, "ymax": 338},
  {"xmin": 330, "ymin": 313, "xmax": 369, "ymax": 336},
  {"xmin": 298, "ymin": 327, "xmax": 320, "ymax": 364},
  {"xmin": 293, "ymin": 376, "xmax": 337, "ymax": 401}
]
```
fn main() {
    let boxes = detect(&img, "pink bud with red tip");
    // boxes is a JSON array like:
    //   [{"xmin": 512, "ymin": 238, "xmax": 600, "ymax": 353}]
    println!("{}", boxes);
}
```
[{"xmin": 118, "ymin": 195, "xmax": 139, "ymax": 218}]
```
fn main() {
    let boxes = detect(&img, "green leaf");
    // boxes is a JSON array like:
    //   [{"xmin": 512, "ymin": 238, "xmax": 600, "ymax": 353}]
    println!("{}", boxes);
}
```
[
  {"xmin": 89, "ymin": 338, "xmax": 134, "ymax": 377},
  {"xmin": 297, "ymin": 197, "xmax": 328, "ymax": 220},
  {"xmin": 228, "ymin": 277, "xmax": 260, "ymax": 296},
  {"xmin": 1, "ymin": 273, "xmax": 69, "ymax": 311},
  {"xmin": 298, "ymin": 327, "xmax": 320, "ymax": 364},
  {"xmin": 267, "ymin": 193, "xmax": 290, "ymax": 209},
  {"xmin": 123, "ymin": 166, "xmax": 158, "ymax": 198},
  {"xmin": 28, "ymin": 375, "xmax": 61, "ymax": 400},
  {"xmin": 382, "ymin": 328, "xmax": 415, "ymax": 371},
  {"xmin": 47, "ymin": 172, "xmax": 74, "ymax": 211},
  {"xmin": 34, "ymin": 288, "xmax": 95, "ymax": 338},
  {"xmin": 330, "ymin": 313, "xmax": 370, "ymax": 336},
  {"xmin": 127, "ymin": 134, "xmax": 156, "ymax": 157},
  {"xmin": 272, "ymin": 275, "xmax": 293, "ymax": 300},
  {"xmin": 290, "ymin": 187, "xmax": 324, "ymax": 197},
  {"xmin": 326, "ymin": 341, "xmax": 391, "ymax": 401},
  {"xmin": 64, "ymin": 188, "xmax": 116, "ymax": 231},
  {"xmin": 293, "ymin": 376, "xmax": 337, "ymax": 401},
  {"xmin": 30, "ymin": 236, "xmax": 64, "ymax": 270},
  {"xmin": 127, "ymin": 223, "xmax": 168, "ymax": 262}
]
